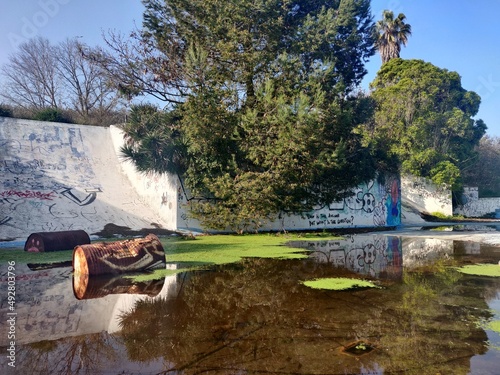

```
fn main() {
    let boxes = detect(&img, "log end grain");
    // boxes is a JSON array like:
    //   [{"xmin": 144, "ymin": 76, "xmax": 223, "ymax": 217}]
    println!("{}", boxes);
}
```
[{"xmin": 24, "ymin": 230, "xmax": 90, "ymax": 252}]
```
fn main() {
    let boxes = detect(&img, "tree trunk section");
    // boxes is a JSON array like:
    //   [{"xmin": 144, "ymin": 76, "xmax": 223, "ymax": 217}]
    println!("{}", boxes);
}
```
[
  {"xmin": 24, "ymin": 230, "xmax": 90, "ymax": 252},
  {"xmin": 72, "ymin": 234, "xmax": 165, "ymax": 276}
]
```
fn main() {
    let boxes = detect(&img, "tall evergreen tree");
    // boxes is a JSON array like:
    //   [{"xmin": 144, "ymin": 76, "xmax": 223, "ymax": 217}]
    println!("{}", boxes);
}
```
[
  {"xmin": 98, "ymin": 0, "xmax": 388, "ymax": 231},
  {"xmin": 369, "ymin": 59, "xmax": 486, "ymax": 192}
]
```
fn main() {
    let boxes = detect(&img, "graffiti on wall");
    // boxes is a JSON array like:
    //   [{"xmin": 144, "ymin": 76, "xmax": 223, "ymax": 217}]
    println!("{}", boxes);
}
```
[
  {"xmin": 176, "ymin": 174, "xmax": 401, "ymax": 231},
  {"xmin": 286, "ymin": 175, "xmax": 401, "ymax": 230},
  {"xmin": 401, "ymin": 175, "xmax": 452, "ymax": 216},
  {"xmin": 1, "ymin": 128, "xmax": 97, "ymax": 235},
  {"xmin": 455, "ymin": 187, "xmax": 500, "ymax": 218},
  {"xmin": 0, "ymin": 124, "xmax": 141, "ymax": 238}
]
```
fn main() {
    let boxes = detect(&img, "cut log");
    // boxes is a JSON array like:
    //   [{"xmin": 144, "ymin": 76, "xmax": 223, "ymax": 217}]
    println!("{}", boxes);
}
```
[
  {"xmin": 72, "ymin": 234, "xmax": 166, "ymax": 277},
  {"xmin": 24, "ymin": 230, "xmax": 90, "ymax": 252},
  {"xmin": 73, "ymin": 273, "xmax": 165, "ymax": 300}
]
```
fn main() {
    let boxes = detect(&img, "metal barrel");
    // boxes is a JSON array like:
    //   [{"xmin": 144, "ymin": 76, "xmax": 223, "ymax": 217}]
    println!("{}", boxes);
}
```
[
  {"xmin": 72, "ymin": 234, "xmax": 166, "ymax": 277},
  {"xmin": 24, "ymin": 230, "xmax": 91, "ymax": 252}
]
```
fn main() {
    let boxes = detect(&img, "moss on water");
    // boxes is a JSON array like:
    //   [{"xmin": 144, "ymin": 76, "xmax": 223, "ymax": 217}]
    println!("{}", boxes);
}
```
[
  {"xmin": 0, "ymin": 248, "xmax": 74, "ymax": 265},
  {"xmin": 455, "ymin": 263, "xmax": 500, "ymax": 277},
  {"xmin": 0, "ymin": 233, "xmax": 342, "ymax": 281},
  {"xmin": 475, "ymin": 319, "xmax": 500, "ymax": 338},
  {"xmin": 130, "ymin": 233, "xmax": 341, "ymax": 281},
  {"xmin": 129, "ymin": 267, "xmax": 182, "ymax": 282},
  {"xmin": 301, "ymin": 277, "xmax": 380, "ymax": 291},
  {"xmin": 165, "ymin": 234, "xmax": 317, "ymax": 263},
  {"xmin": 489, "ymin": 320, "xmax": 500, "ymax": 333}
]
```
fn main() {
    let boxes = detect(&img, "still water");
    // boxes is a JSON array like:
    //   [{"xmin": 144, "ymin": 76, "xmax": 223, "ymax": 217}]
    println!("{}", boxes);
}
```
[{"xmin": 1, "ymin": 234, "xmax": 499, "ymax": 374}]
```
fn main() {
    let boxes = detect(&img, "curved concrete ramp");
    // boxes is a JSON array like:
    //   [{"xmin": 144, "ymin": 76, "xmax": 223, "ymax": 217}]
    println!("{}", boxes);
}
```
[
  {"xmin": 0, "ymin": 117, "xmax": 174, "ymax": 242},
  {"xmin": 400, "ymin": 197, "xmax": 427, "ymax": 225},
  {"xmin": 400, "ymin": 176, "xmax": 453, "ymax": 226}
]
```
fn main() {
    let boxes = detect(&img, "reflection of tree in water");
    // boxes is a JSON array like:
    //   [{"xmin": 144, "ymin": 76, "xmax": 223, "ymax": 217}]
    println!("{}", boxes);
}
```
[
  {"xmin": 15, "ymin": 332, "xmax": 119, "ymax": 375},
  {"xmin": 375, "ymin": 260, "xmax": 495, "ymax": 375},
  {"xmin": 118, "ymin": 257, "xmax": 497, "ymax": 374}
]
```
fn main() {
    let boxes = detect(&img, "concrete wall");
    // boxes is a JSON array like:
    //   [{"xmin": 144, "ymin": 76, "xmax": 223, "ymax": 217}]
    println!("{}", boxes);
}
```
[
  {"xmin": 454, "ymin": 187, "xmax": 500, "ymax": 217},
  {"xmin": 401, "ymin": 174, "xmax": 452, "ymax": 217},
  {"xmin": 0, "ymin": 118, "xmax": 171, "ymax": 241},
  {"xmin": 177, "ymin": 175, "xmax": 402, "ymax": 232},
  {"xmin": 1, "ymin": 117, "xmax": 402, "ymax": 238},
  {"xmin": 109, "ymin": 126, "xmax": 178, "ymax": 229}
]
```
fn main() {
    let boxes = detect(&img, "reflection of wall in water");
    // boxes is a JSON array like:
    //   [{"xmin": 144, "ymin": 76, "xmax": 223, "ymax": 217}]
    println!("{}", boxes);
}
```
[
  {"xmin": 454, "ymin": 240, "xmax": 481, "ymax": 255},
  {"xmin": 401, "ymin": 238, "xmax": 453, "ymax": 267},
  {"xmin": 0, "ymin": 264, "xmax": 176, "ymax": 346},
  {"xmin": 302, "ymin": 235, "xmax": 402, "ymax": 279}
]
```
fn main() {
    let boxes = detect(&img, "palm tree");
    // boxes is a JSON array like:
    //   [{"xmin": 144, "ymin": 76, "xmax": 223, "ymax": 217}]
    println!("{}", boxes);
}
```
[{"xmin": 375, "ymin": 10, "xmax": 412, "ymax": 64}]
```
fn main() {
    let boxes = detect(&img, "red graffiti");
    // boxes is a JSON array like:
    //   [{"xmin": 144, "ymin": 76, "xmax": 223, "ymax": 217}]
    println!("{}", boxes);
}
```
[{"xmin": 0, "ymin": 190, "xmax": 55, "ymax": 200}]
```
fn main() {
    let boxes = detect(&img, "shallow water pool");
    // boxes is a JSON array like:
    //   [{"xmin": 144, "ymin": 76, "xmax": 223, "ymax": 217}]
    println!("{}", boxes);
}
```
[{"xmin": 1, "ymin": 234, "xmax": 499, "ymax": 374}]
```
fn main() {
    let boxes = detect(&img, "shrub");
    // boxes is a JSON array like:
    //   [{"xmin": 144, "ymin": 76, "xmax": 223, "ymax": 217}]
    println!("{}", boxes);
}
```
[
  {"xmin": 32, "ymin": 108, "xmax": 73, "ymax": 123},
  {"xmin": 0, "ymin": 105, "xmax": 12, "ymax": 117}
]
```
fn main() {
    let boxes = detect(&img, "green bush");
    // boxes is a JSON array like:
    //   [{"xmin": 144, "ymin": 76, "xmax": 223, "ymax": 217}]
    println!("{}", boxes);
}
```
[
  {"xmin": 0, "ymin": 105, "xmax": 12, "ymax": 117},
  {"xmin": 33, "ymin": 108, "xmax": 73, "ymax": 123},
  {"xmin": 430, "ymin": 212, "xmax": 464, "ymax": 220}
]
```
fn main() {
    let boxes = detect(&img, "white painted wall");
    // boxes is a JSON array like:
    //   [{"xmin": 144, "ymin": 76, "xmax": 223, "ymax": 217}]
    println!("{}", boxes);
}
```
[
  {"xmin": 0, "ymin": 118, "xmax": 172, "ymax": 241},
  {"xmin": 109, "ymin": 125, "xmax": 178, "ymax": 229},
  {"xmin": 177, "ymin": 175, "xmax": 402, "ymax": 232},
  {"xmin": 401, "ymin": 175, "xmax": 452, "ymax": 217},
  {"xmin": 0, "ymin": 117, "xmax": 403, "ymax": 238},
  {"xmin": 454, "ymin": 187, "xmax": 500, "ymax": 217}
]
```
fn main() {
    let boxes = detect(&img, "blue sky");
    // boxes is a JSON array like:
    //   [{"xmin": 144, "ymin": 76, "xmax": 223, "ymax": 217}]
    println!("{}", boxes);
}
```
[
  {"xmin": 366, "ymin": 0, "xmax": 500, "ymax": 136},
  {"xmin": 1, "ymin": 0, "xmax": 499, "ymax": 136}
]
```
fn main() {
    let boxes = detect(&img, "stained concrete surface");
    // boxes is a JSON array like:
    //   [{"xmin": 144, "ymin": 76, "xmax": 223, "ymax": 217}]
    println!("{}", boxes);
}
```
[{"xmin": 0, "ymin": 117, "xmax": 173, "ymax": 242}]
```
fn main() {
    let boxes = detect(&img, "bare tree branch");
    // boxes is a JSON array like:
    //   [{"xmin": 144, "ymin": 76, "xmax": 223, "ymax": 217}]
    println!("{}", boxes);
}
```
[
  {"xmin": 83, "ymin": 30, "xmax": 188, "ymax": 107},
  {"xmin": 0, "ymin": 37, "xmax": 124, "ymax": 124},
  {"xmin": 1, "ymin": 37, "xmax": 61, "ymax": 109}
]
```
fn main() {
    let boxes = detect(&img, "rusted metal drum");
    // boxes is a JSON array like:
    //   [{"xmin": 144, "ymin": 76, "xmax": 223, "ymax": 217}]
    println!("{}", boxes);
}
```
[
  {"xmin": 24, "ymin": 230, "xmax": 91, "ymax": 252},
  {"xmin": 73, "ymin": 273, "xmax": 165, "ymax": 300},
  {"xmin": 72, "ymin": 234, "xmax": 166, "ymax": 277}
]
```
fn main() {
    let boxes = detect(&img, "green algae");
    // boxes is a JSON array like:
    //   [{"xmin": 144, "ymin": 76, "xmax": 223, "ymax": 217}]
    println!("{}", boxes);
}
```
[
  {"xmin": 165, "ymin": 234, "xmax": 312, "ymax": 263},
  {"xmin": 455, "ymin": 263, "xmax": 500, "ymax": 277},
  {"xmin": 1, "ymin": 233, "xmax": 344, "ymax": 282},
  {"xmin": 0, "ymin": 233, "xmax": 341, "ymax": 267},
  {"xmin": 475, "ymin": 319, "xmax": 500, "ymax": 341},
  {"xmin": 130, "ymin": 233, "xmax": 343, "ymax": 281},
  {"xmin": 0, "ymin": 248, "xmax": 74, "ymax": 265},
  {"xmin": 489, "ymin": 320, "xmax": 500, "ymax": 333},
  {"xmin": 301, "ymin": 277, "xmax": 380, "ymax": 291}
]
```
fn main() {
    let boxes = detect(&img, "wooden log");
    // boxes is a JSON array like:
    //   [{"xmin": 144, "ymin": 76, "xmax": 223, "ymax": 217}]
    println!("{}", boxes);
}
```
[
  {"xmin": 72, "ymin": 234, "xmax": 166, "ymax": 277},
  {"xmin": 73, "ymin": 273, "xmax": 165, "ymax": 300},
  {"xmin": 24, "ymin": 230, "xmax": 90, "ymax": 252}
]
